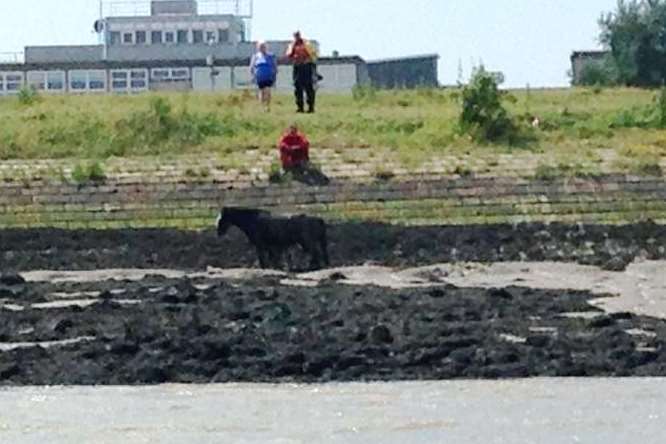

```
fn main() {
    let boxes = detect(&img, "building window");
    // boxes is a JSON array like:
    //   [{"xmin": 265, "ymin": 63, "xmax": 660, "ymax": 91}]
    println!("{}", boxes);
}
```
[
  {"xmin": 136, "ymin": 31, "xmax": 147, "ymax": 44},
  {"xmin": 151, "ymin": 31, "xmax": 162, "ymax": 44},
  {"xmin": 6, "ymin": 73, "xmax": 23, "ymax": 92},
  {"xmin": 177, "ymin": 30, "xmax": 188, "ymax": 43},
  {"xmin": 0, "ymin": 72, "xmax": 24, "ymax": 94},
  {"xmin": 70, "ymin": 71, "xmax": 87, "ymax": 90},
  {"xmin": 206, "ymin": 31, "xmax": 216, "ymax": 44},
  {"xmin": 130, "ymin": 70, "xmax": 148, "ymax": 89},
  {"xmin": 27, "ymin": 72, "xmax": 45, "ymax": 91},
  {"xmin": 111, "ymin": 69, "xmax": 148, "ymax": 93},
  {"xmin": 27, "ymin": 71, "xmax": 64, "ymax": 92},
  {"xmin": 150, "ymin": 67, "xmax": 191, "ymax": 82},
  {"xmin": 171, "ymin": 68, "xmax": 190, "ymax": 80},
  {"xmin": 89, "ymin": 71, "xmax": 106, "ymax": 90},
  {"xmin": 69, "ymin": 70, "xmax": 106, "ymax": 92},
  {"xmin": 123, "ymin": 32, "xmax": 133, "ymax": 44},
  {"xmin": 192, "ymin": 30, "xmax": 203, "ymax": 44},
  {"xmin": 164, "ymin": 31, "xmax": 175, "ymax": 44},
  {"xmin": 110, "ymin": 32, "xmax": 121, "ymax": 45},
  {"xmin": 152, "ymin": 68, "xmax": 170, "ymax": 80},
  {"xmin": 47, "ymin": 72, "xmax": 64, "ymax": 90},
  {"xmin": 218, "ymin": 29, "xmax": 229, "ymax": 43},
  {"xmin": 111, "ymin": 71, "xmax": 128, "ymax": 90}
]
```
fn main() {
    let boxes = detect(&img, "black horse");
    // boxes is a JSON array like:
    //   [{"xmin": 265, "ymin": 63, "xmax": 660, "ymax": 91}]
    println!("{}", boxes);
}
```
[{"xmin": 216, "ymin": 207, "xmax": 330, "ymax": 271}]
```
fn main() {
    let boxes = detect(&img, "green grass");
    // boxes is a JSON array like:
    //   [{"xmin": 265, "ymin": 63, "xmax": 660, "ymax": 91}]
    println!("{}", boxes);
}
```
[
  {"xmin": 0, "ymin": 87, "xmax": 664, "ymax": 176},
  {"xmin": 71, "ymin": 161, "xmax": 107, "ymax": 184}
]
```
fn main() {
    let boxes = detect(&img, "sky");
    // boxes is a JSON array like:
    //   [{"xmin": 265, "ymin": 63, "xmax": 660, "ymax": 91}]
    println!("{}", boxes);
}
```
[{"xmin": 0, "ymin": 0, "xmax": 619, "ymax": 88}]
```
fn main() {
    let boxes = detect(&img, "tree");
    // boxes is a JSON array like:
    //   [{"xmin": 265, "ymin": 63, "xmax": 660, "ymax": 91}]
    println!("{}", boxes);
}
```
[{"xmin": 600, "ymin": 0, "xmax": 666, "ymax": 86}]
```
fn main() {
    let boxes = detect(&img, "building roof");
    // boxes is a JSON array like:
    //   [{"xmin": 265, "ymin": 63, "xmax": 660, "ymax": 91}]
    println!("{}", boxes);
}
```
[
  {"xmin": 0, "ymin": 55, "xmax": 365, "ymax": 72},
  {"xmin": 367, "ymin": 54, "xmax": 439, "ymax": 65},
  {"xmin": 571, "ymin": 50, "xmax": 608, "ymax": 59}
]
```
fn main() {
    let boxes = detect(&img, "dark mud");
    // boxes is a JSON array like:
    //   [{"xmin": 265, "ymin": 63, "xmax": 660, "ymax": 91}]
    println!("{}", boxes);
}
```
[
  {"xmin": 1, "ymin": 221, "xmax": 665, "ymax": 271},
  {"xmin": 1, "ymin": 276, "xmax": 666, "ymax": 385}
]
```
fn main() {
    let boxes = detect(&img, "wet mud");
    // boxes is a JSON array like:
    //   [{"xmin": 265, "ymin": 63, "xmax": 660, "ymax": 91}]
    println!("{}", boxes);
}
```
[
  {"xmin": 0, "ymin": 221, "xmax": 665, "ymax": 385},
  {"xmin": 1, "ymin": 274, "xmax": 666, "ymax": 385},
  {"xmin": 1, "ymin": 221, "xmax": 665, "ymax": 271}
]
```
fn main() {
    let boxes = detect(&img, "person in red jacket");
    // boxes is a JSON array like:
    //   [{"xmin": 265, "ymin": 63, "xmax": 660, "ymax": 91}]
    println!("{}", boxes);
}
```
[
  {"xmin": 276, "ymin": 124, "xmax": 329, "ymax": 186},
  {"xmin": 279, "ymin": 124, "xmax": 310, "ymax": 171}
]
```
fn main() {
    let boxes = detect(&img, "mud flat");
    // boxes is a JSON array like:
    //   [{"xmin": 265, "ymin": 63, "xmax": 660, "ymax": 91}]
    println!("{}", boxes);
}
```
[
  {"xmin": 0, "ymin": 221, "xmax": 665, "ymax": 386},
  {"xmin": 1, "ymin": 221, "xmax": 665, "ymax": 271},
  {"xmin": 1, "ymin": 264, "xmax": 666, "ymax": 385}
]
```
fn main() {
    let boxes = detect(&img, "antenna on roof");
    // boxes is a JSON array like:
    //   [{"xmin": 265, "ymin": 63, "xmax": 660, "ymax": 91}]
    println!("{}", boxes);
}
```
[{"xmin": 96, "ymin": 0, "xmax": 108, "ymax": 61}]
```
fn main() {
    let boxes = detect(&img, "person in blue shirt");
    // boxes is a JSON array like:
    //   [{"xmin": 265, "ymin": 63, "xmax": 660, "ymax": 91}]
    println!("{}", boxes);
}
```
[{"xmin": 250, "ymin": 41, "xmax": 278, "ymax": 112}]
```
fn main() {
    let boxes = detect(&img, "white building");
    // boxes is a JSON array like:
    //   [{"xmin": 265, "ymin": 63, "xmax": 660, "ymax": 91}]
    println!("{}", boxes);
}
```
[
  {"xmin": 0, "ymin": 0, "xmax": 438, "ymax": 96},
  {"xmin": 0, "ymin": 0, "xmax": 368, "ymax": 96}
]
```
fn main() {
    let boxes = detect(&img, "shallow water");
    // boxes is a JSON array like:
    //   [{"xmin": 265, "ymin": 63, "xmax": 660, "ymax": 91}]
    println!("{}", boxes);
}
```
[{"xmin": 1, "ymin": 379, "xmax": 665, "ymax": 444}]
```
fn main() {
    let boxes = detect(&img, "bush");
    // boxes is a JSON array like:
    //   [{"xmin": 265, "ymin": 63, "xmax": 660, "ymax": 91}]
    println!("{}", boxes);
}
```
[
  {"xmin": 459, "ymin": 67, "xmax": 520, "ymax": 143},
  {"xmin": 17, "ymin": 87, "xmax": 39, "ymax": 106},
  {"xmin": 71, "ymin": 161, "xmax": 106, "ymax": 184},
  {"xmin": 608, "ymin": 87, "xmax": 666, "ymax": 129},
  {"xmin": 610, "ymin": 107, "xmax": 653, "ymax": 129},
  {"xmin": 268, "ymin": 162, "xmax": 287, "ymax": 184}
]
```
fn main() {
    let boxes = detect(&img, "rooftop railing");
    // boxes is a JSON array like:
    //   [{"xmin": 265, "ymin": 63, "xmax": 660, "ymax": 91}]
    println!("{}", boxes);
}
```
[
  {"xmin": 102, "ymin": 0, "xmax": 253, "ymax": 18},
  {"xmin": 0, "ymin": 52, "xmax": 25, "ymax": 64}
]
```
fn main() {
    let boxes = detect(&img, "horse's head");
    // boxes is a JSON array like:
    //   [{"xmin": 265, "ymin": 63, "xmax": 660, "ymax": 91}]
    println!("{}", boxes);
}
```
[{"xmin": 216, "ymin": 209, "xmax": 232, "ymax": 237}]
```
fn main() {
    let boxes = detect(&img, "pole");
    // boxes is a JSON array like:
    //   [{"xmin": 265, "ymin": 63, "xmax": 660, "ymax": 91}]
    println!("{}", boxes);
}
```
[{"xmin": 100, "ymin": 0, "xmax": 108, "ymax": 61}]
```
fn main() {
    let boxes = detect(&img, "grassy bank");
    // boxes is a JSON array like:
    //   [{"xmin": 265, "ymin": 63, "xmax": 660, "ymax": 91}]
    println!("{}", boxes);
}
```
[{"xmin": 0, "ymin": 87, "xmax": 665, "ymax": 176}]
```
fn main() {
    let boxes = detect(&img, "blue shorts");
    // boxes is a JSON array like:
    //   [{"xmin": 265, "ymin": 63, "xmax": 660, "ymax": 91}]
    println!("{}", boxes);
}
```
[{"xmin": 257, "ymin": 79, "xmax": 275, "ymax": 89}]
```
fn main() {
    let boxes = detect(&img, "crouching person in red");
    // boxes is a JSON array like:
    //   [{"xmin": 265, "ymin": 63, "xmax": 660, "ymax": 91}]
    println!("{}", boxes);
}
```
[
  {"xmin": 277, "ymin": 124, "xmax": 329, "ymax": 186},
  {"xmin": 279, "ymin": 124, "xmax": 310, "ymax": 172}
]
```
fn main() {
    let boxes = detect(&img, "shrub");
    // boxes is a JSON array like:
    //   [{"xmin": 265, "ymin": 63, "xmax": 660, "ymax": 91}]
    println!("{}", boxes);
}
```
[
  {"xmin": 534, "ymin": 163, "xmax": 560, "ymax": 181},
  {"xmin": 459, "ymin": 67, "xmax": 519, "ymax": 143},
  {"xmin": 17, "ymin": 87, "xmax": 39, "ymax": 106},
  {"xmin": 71, "ymin": 161, "xmax": 106, "ymax": 184},
  {"xmin": 608, "ymin": 87, "xmax": 666, "ymax": 130},
  {"xmin": 610, "ymin": 107, "xmax": 654, "ymax": 129},
  {"xmin": 636, "ymin": 160, "xmax": 663, "ymax": 177},
  {"xmin": 268, "ymin": 162, "xmax": 287, "ymax": 184}
]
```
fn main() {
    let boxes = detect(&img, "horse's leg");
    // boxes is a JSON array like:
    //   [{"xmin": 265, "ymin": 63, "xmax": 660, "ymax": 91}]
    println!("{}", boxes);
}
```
[
  {"xmin": 283, "ymin": 247, "xmax": 294, "ymax": 272},
  {"xmin": 301, "ymin": 240, "xmax": 320, "ymax": 271},
  {"xmin": 256, "ymin": 247, "xmax": 270, "ymax": 269},
  {"xmin": 320, "ymin": 231, "xmax": 330, "ymax": 267},
  {"xmin": 304, "ymin": 225, "xmax": 329, "ymax": 271},
  {"xmin": 269, "ymin": 247, "xmax": 284, "ymax": 271}
]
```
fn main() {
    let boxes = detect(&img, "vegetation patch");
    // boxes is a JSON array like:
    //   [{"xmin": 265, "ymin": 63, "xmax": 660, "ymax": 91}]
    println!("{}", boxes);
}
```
[
  {"xmin": 71, "ymin": 161, "xmax": 107, "ymax": 184},
  {"xmin": 458, "ymin": 67, "xmax": 529, "ymax": 145},
  {"xmin": 0, "ymin": 88, "xmax": 663, "ymax": 181}
]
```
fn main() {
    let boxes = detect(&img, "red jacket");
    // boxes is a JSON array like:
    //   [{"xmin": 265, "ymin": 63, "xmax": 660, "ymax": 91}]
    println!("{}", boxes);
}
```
[
  {"xmin": 278, "ymin": 131, "xmax": 310, "ymax": 168},
  {"xmin": 287, "ymin": 39, "xmax": 314, "ymax": 65}
]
